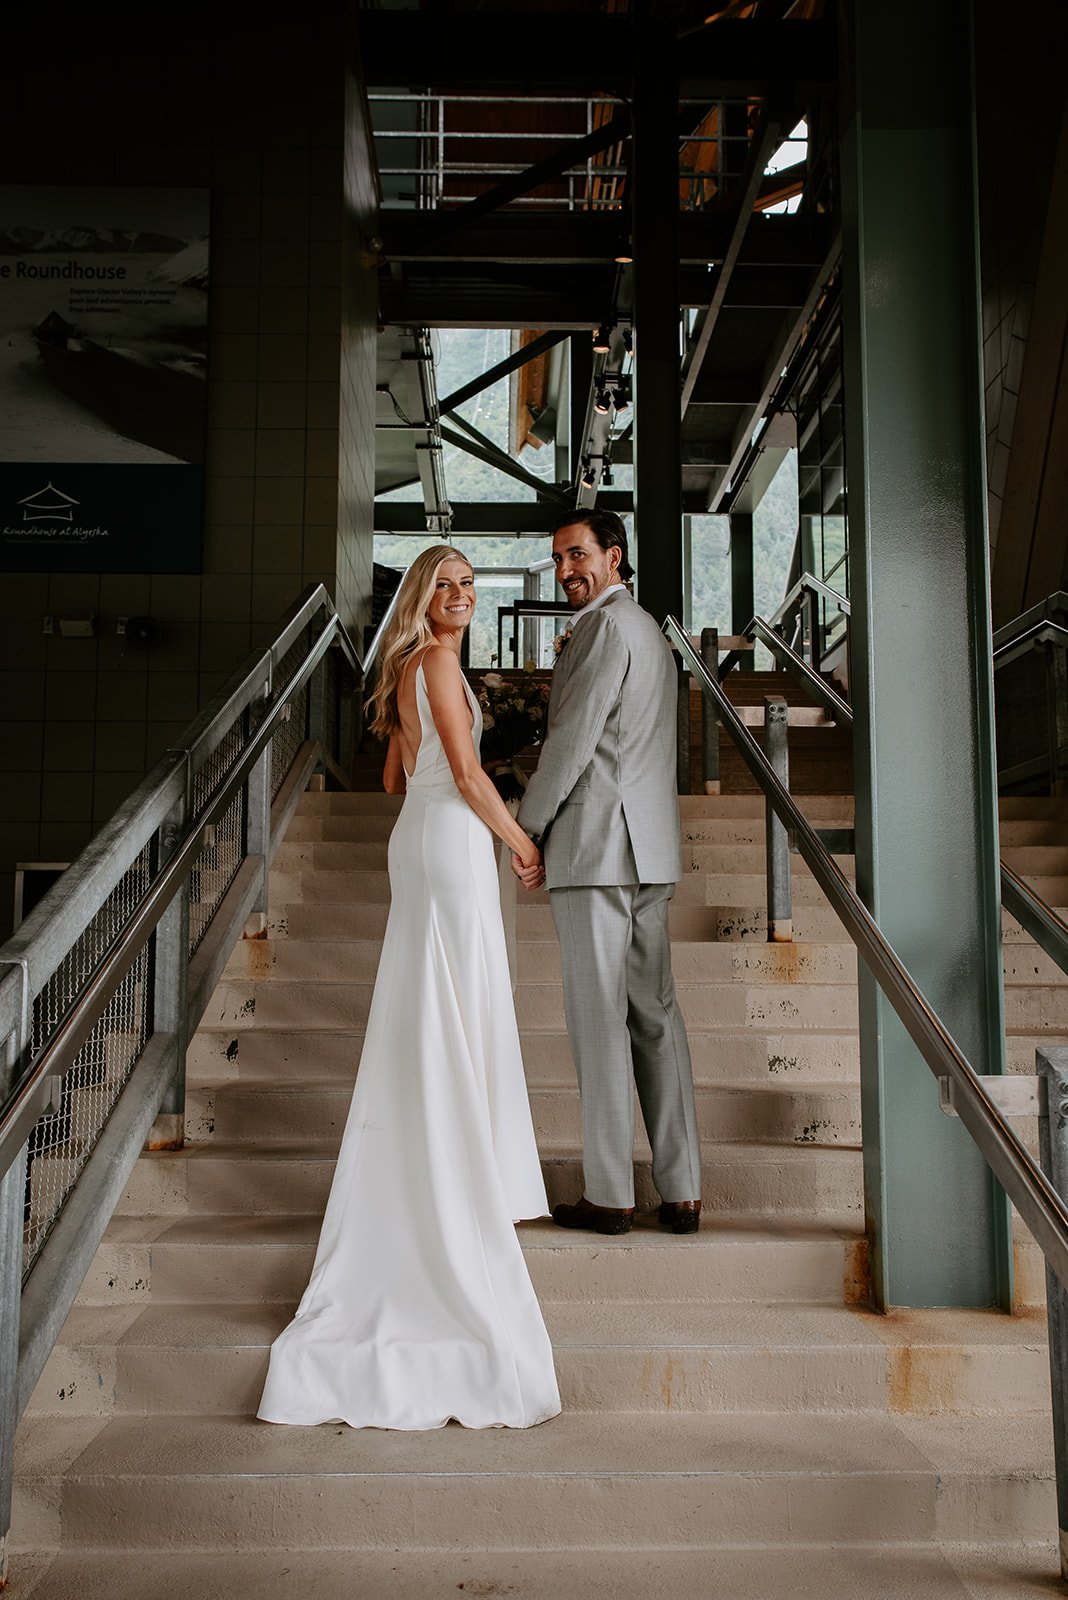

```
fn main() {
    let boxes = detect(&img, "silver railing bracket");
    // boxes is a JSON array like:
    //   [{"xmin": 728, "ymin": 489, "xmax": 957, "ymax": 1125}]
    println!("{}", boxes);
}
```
[{"xmin": 938, "ymin": 1073, "xmax": 1040, "ymax": 1119}]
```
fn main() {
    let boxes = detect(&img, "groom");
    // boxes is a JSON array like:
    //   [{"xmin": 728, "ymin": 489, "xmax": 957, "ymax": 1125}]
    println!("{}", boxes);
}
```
[{"xmin": 513, "ymin": 508, "xmax": 702, "ymax": 1236}]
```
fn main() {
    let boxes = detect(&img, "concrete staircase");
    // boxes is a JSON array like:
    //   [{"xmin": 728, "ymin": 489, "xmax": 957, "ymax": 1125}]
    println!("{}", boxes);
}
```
[{"xmin": 10, "ymin": 785, "xmax": 1067, "ymax": 1598}]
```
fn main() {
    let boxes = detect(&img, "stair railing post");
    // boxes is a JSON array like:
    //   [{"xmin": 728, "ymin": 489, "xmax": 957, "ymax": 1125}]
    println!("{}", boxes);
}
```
[
  {"xmin": 675, "ymin": 657, "xmax": 691, "ymax": 796},
  {"xmin": 0, "ymin": 989, "xmax": 29, "ymax": 1589},
  {"xmin": 244, "ymin": 670, "xmax": 273, "ymax": 939},
  {"xmin": 337, "ymin": 655, "xmax": 355, "ymax": 787},
  {"xmin": 804, "ymin": 586, "xmax": 819, "ymax": 670},
  {"xmin": 1036, "ymin": 1045, "xmax": 1068, "ymax": 1580},
  {"xmin": 150, "ymin": 760, "xmax": 191, "ymax": 1150},
  {"xmin": 701, "ymin": 627, "xmax": 720, "ymax": 795},
  {"xmin": 764, "ymin": 695, "xmax": 793, "ymax": 942},
  {"xmin": 307, "ymin": 617, "xmax": 328, "ymax": 774},
  {"xmin": 1046, "ymin": 641, "xmax": 1068, "ymax": 796}
]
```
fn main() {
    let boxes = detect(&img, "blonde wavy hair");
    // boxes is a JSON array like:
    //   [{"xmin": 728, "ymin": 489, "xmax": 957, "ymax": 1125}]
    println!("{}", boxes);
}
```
[{"xmin": 366, "ymin": 544, "xmax": 474, "ymax": 739}]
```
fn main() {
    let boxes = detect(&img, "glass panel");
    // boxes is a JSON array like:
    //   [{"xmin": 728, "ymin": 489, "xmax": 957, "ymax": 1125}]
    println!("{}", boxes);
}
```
[{"xmin": 690, "ymin": 514, "xmax": 731, "ymax": 633}]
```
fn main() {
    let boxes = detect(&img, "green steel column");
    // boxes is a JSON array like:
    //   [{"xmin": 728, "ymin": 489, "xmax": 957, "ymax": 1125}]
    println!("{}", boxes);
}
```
[
  {"xmin": 631, "ymin": 8, "xmax": 683, "ymax": 623},
  {"xmin": 840, "ymin": 0, "xmax": 1010, "ymax": 1308},
  {"xmin": 730, "ymin": 513, "xmax": 755, "ymax": 632}
]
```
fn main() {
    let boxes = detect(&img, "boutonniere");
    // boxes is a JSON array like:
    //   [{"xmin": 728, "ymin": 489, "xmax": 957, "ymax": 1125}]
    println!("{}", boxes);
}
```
[{"xmin": 552, "ymin": 630, "xmax": 572, "ymax": 658}]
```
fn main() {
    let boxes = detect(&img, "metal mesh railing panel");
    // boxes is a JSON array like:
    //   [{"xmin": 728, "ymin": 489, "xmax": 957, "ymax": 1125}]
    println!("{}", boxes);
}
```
[
  {"xmin": 31, "ymin": 844, "xmax": 154, "ymax": 1060},
  {"xmin": 24, "ymin": 847, "xmax": 154, "ymax": 1276},
  {"xmin": 274, "ymin": 629, "xmax": 310, "ymax": 697},
  {"xmin": 187, "ymin": 715, "xmax": 248, "ymax": 957}
]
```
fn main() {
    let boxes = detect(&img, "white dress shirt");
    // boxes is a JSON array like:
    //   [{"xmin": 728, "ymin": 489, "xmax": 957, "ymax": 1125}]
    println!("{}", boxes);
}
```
[{"xmin": 566, "ymin": 582, "xmax": 628, "ymax": 634}]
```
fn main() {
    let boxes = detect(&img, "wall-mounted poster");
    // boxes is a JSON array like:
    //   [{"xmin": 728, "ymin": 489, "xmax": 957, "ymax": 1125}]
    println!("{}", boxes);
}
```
[{"xmin": 0, "ymin": 186, "xmax": 209, "ymax": 573}]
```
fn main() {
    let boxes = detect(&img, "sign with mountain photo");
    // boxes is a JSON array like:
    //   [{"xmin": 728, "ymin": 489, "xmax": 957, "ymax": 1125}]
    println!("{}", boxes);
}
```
[{"xmin": 0, "ymin": 186, "xmax": 208, "ymax": 573}]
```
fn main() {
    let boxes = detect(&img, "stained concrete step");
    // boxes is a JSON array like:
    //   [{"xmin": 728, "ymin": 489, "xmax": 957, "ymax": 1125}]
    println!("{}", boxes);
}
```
[
  {"xmin": 221, "ymin": 936, "xmax": 860, "ymax": 987},
  {"xmin": 204, "ymin": 977, "xmax": 865, "ymax": 1033},
  {"xmin": 185, "ymin": 1080, "xmax": 863, "ymax": 1149},
  {"xmin": 10, "ymin": 1410, "xmax": 1054, "ymax": 1552},
  {"xmin": 186, "ymin": 1025, "xmax": 865, "ymax": 1086},
  {"xmin": 79, "ymin": 1214, "xmax": 870, "ymax": 1308},
  {"xmin": 115, "ymin": 1140, "xmax": 864, "ymax": 1223},
  {"xmin": 25, "ymin": 1300, "xmax": 1049, "ymax": 1421},
  {"xmin": 8, "ymin": 1543, "xmax": 1062, "ymax": 1600},
  {"xmin": 186, "ymin": 1024, "xmax": 1054, "ymax": 1088},
  {"xmin": 264, "ymin": 897, "xmax": 1068, "ymax": 949},
  {"xmin": 223, "ymin": 932, "xmax": 1068, "ymax": 989}
]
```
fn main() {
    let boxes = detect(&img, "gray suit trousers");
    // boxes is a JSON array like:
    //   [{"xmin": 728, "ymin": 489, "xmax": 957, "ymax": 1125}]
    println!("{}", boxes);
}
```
[{"xmin": 549, "ymin": 882, "xmax": 702, "ymax": 1210}]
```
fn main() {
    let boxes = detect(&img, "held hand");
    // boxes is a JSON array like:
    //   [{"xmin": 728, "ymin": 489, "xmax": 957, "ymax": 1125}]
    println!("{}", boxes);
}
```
[{"xmin": 511, "ymin": 847, "xmax": 545, "ymax": 890}]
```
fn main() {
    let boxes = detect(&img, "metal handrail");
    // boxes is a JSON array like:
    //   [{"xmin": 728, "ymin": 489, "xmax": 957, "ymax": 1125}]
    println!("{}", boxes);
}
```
[
  {"xmin": 1001, "ymin": 863, "xmax": 1068, "ymax": 978},
  {"xmin": 764, "ymin": 569, "xmax": 851, "ymax": 634},
  {"xmin": 721, "ymin": 594, "xmax": 1068, "ymax": 988},
  {"xmin": 361, "ymin": 577, "xmax": 405, "ymax": 678},
  {"xmin": 664, "ymin": 614, "xmax": 1068, "ymax": 1289},
  {"xmin": 993, "ymin": 620, "xmax": 1068, "ymax": 673},
  {"xmin": 0, "ymin": 579, "xmax": 363, "ymax": 1554},
  {"xmin": 0, "ymin": 608, "xmax": 339, "ymax": 1183},
  {"xmin": 747, "ymin": 617, "xmax": 854, "ymax": 727},
  {"xmin": 992, "ymin": 591, "xmax": 1068, "ymax": 655}
]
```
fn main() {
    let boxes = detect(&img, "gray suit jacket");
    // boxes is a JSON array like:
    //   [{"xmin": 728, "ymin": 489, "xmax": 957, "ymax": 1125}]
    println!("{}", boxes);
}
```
[{"xmin": 517, "ymin": 590, "xmax": 682, "ymax": 889}]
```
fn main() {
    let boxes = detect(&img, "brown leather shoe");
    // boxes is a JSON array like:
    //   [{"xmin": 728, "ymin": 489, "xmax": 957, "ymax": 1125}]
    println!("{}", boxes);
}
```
[
  {"xmin": 658, "ymin": 1199, "xmax": 701, "ymax": 1234},
  {"xmin": 552, "ymin": 1195, "xmax": 635, "ymax": 1236}
]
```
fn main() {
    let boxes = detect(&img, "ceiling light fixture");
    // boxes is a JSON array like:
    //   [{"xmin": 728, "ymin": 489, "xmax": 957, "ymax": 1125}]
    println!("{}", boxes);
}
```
[
  {"xmin": 580, "ymin": 457, "xmax": 597, "ymax": 489},
  {"xmin": 594, "ymin": 383, "xmax": 611, "ymax": 415},
  {"xmin": 592, "ymin": 323, "xmax": 613, "ymax": 354},
  {"xmin": 621, "ymin": 326, "xmax": 633, "ymax": 354}
]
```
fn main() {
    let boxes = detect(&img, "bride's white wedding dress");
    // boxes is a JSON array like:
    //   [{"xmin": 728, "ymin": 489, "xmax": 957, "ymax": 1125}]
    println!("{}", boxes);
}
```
[{"xmin": 257, "ymin": 660, "xmax": 561, "ymax": 1430}]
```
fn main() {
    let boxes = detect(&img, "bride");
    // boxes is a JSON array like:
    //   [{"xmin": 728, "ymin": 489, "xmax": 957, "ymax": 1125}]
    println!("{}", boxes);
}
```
[{"xmin": 257, "ymin": 545, "xmax": 561, "ymax": 1430}]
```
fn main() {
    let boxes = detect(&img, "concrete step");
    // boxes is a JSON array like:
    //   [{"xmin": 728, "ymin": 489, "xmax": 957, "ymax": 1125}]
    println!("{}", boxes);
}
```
[
  {"xmin": 226, "ymin": 929, "xmax": 1068, "ymax": 989},
  {"xmin": 266, "ymin": 898, "xmax": 868, "ymax": 945},
  {"xmin": 8, "ymin": 1544, "xmax": 1062, "ymax": 1600},
  {"xmin": 77, "ymin": 1213, "xmax": 870, "ymax": 1308},
  {"xmin": 185, "ymin": 1080, "xmax": 863, "ymax": 1150},
  {"xmin": 261, "ymin": 898, "xmax": 1068, "ymax": 973},
  {"xmin": 11, "ymin": 1409, "xmax": 1054, "ymax": 1552},
  {"xmin": 186, "ymin": 1023, "xmax": 1056, "ymax": 1090},
  {"xmin": 204, "ymin": 976, "xmax": 865, "ymax": 1033},
  {"xmin": 25, "ymin": 1300, "xmax": 1049, "ymax": 1421},
  {"xmin": 270, "ymin": 838, "xmax": 882, "ymax": 878},
  {"xmin": 115, "ymin": 1141, "xmax": 865, "ymax": 1224},
  {"xmin": 291, "ymin": 790, "xmax": 1068, "ymax": 823},
  {"xmin": 221, "ymin": 936, "xmax": 861, "ymax": 987},
  {"xmin": 186, "ymin": 1025, "xmax": 865, "ymax": 1086}
]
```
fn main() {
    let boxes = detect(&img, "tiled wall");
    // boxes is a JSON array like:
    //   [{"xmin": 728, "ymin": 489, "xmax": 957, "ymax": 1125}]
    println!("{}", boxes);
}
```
[{"xmin": 0, "ymin": 13, "xmax": 378, "ymax": 940}]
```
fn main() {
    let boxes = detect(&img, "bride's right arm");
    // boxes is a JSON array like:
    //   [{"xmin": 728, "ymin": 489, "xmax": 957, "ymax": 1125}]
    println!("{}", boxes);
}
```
[{"xmin": 421, "ymin": 647, "xmax": 541, "ymax": 868}]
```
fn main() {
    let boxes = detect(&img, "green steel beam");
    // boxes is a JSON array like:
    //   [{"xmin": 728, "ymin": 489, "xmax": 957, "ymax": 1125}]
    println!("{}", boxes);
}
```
[
  {"xmin": 631, "ymin": 10, "xmax": 684, "ymax": 621},
  {"xmin": 839, "ymin": 0, "xmax": 1010, "ymax": 1309}
]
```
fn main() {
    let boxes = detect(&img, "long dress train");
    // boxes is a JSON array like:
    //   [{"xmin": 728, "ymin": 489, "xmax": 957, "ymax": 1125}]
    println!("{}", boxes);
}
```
[{"xmin": 257, "ymin": 661, "xmax": 561, "ymax": 1430}]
